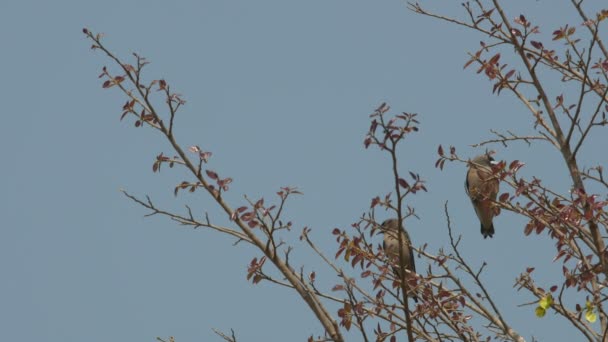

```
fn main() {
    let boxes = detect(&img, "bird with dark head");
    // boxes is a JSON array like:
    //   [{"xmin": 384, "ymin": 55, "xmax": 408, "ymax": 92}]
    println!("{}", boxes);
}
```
[
  {"xmin": 465, "ymin": 153, "xmax": 500, "ymax": 238},
  {"xmin": 379, "ymin": 218, "xmax": 418, "ymax": 302}
]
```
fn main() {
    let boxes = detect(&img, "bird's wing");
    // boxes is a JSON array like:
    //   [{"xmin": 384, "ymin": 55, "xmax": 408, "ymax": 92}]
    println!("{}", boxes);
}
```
[{"xmin": 402, "ymin": 229, "xmax": 416, "ymax": 274}]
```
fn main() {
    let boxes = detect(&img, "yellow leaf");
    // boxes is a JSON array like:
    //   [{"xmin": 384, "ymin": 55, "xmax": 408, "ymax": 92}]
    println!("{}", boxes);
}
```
[
  {"xmin": 585, "ymin": 310, "xmax": 597, "ymax": 323},
  {"xmin": 535, "ymin": 306, "xmax": 546, "ymax": 318},
  {"xmin": 585, "ymin": 301, "xmax": 597, "ymax": 323},
  {"xmin": 539, "ymin": 295, "xmax": 553, "ymax": 309}
]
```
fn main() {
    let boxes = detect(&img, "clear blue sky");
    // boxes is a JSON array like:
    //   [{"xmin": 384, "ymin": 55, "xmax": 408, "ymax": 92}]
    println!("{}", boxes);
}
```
[{"xmin": 1, "ymin": 1, "xmax": 604, "ymax": 341}]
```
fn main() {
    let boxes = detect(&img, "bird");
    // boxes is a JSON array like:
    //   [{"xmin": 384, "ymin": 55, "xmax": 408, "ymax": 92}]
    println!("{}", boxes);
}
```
[
  {"xmin": 380, "ymin": 218, "xmax": 418, "ymax": 302},
  {"xmin": 465, "ymin": 153, "xmax": 500, "ymax": 238}
]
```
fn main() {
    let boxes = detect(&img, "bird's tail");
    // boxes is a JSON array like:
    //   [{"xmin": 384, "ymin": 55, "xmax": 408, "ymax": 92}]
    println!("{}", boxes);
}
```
[{"xmin": 481, "ymin": 223, "xmax": 495, "ymax": 239}]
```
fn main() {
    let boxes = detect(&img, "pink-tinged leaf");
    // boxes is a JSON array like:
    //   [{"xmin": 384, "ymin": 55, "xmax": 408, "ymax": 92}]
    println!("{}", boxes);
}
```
[
  {"xmin": 515, "ymin": 15, "xmax": 527, "ymax": 26},
  {"xmin": 361, "ymin": 270, "xmax": 371, "ymax": 278},
  {"xmin": 550, "ymin": 285, "xmax": 558, "ymax": 292},
  {"xmin": 332, "ymin": 284, "xmax": 345, "ymax": 291},
  {"xmin": 553, "ymin": 29, "xmax": 565, "ymax": 40},
  {"xmin": 524, "ymin": 222, "xmax": 533, "ymax": 236},
  {"xmin": 199, "ymin": 151, "xmax": 212, "ymax": 163},
  {"xmin": 377, "ymin": 102, "xmax": 386, "ymax": 113},
  {"xmin": 499, "ymin": 193, "xmax": 510, "ymax": 202},
  {"xmin": 370, "ymin": 120, "xmax": 378, "ymax": 134},
  {"xmin": 159, "ymin": 79, "xmax": 167, "ymax": 90},
  {"xmin": 526, "ymin": 267, "xmax": 535, "ymax": 274},
  {"xmin": 509, "ymin": 160, "xmax": 525, "ymax": 173},
  {"xmin": 236, "ymin": 206, "xmax": 248, "ymax": 213},
  {"xmin": 511, "ymin": 28, "xmax": 522, "ymax": 37},
  {"xmin": 219, "ymin": 178, "xmax": 233, "ymax": 191},
  {"xmin": 438, "ymin": 144, "xmax": 444, "ymax": 156},
  {"xmin": 370, "ymin": 196, "xmax": 380, "ymax": 209},
  {"xmin": 189, "ymin": 146, "xmax": 200, "ymax": 153},
  {"xmin": 241, "ymin": 211, "xmax": 255, "ymax": 221},
  {"xmin": 114, "ymin": 76, "xmax": 125, "ymax": 84},
  {"xmin": 102, "ymin": 80, "xmax": 112, "ymax": 88},
  {"xmin": 248, "ymin": 220, "xmax": 259, "ymax": 228},
  {"xmin": 398, "ymin": 178, "xmax": 409, "ymax": 189},
  {"xmin": 206, "ymin": 170, "xmax": 218, "ymax": 180},
  {"xmin": 530, "ymin": 40, "xmax": 543, "ymax": 49}
]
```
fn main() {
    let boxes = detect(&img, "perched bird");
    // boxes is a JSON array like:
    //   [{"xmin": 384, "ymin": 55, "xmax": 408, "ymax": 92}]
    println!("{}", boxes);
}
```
[
  {"xmin": 380, "ymin": 218, "xmax": 418, "ymax": 302},
  {"xmin": 465, "ymin": 153, "xmax": 500, "ymax": 238}
]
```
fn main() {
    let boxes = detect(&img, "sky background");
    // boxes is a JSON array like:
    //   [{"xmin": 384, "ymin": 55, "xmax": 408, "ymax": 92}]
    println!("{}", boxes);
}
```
[{"xmin": 1, "ymin": 0, "xmax": 606, "ymax": 341}]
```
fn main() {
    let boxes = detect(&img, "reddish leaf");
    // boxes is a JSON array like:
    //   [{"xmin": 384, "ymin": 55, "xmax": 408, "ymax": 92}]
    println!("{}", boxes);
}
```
[
  {"xmin": 206, "ymin": 170, "xmax": 218, "ymax": 180},
  {"xmin": 511, "ymin": 28, "xmax": 522, "ymax": 37},
  {"xmin": 241, "ymin": 212, "xmax": 255, "ymax": 222},
  {"xmin": 332, "ymin": 284, "xmax": 345, "ymax": 291},
  {"xmin": 530, "ymin": 40, "xmax": 543, "ymax": 49},
  {"xmin": 499, "ymin": 193, "xmax": 510, "ymax": 202},
  {"xmin": 370, "ymin": 196, "xmax": 380, "ymax": 209}
]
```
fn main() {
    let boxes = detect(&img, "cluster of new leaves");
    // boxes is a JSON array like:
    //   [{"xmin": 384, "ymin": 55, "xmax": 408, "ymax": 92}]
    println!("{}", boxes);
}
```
[
  {"xmin": 314, "ymin": 104, "xmax": 528, "ymax": 341},
  {"xmin": 85, "ymin": 28, "xmax": 347, "ymax": 341},
  {"xmin": 86, "ymin": 1, "xmax": 608, "ymax": 340},
  {"xmin": 412, "ymin": 1, "xmax": 608, "ymax": 339},
  {"xmin": 436, "ymin": 142, "xmax": 607, "ymax": 330}
]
